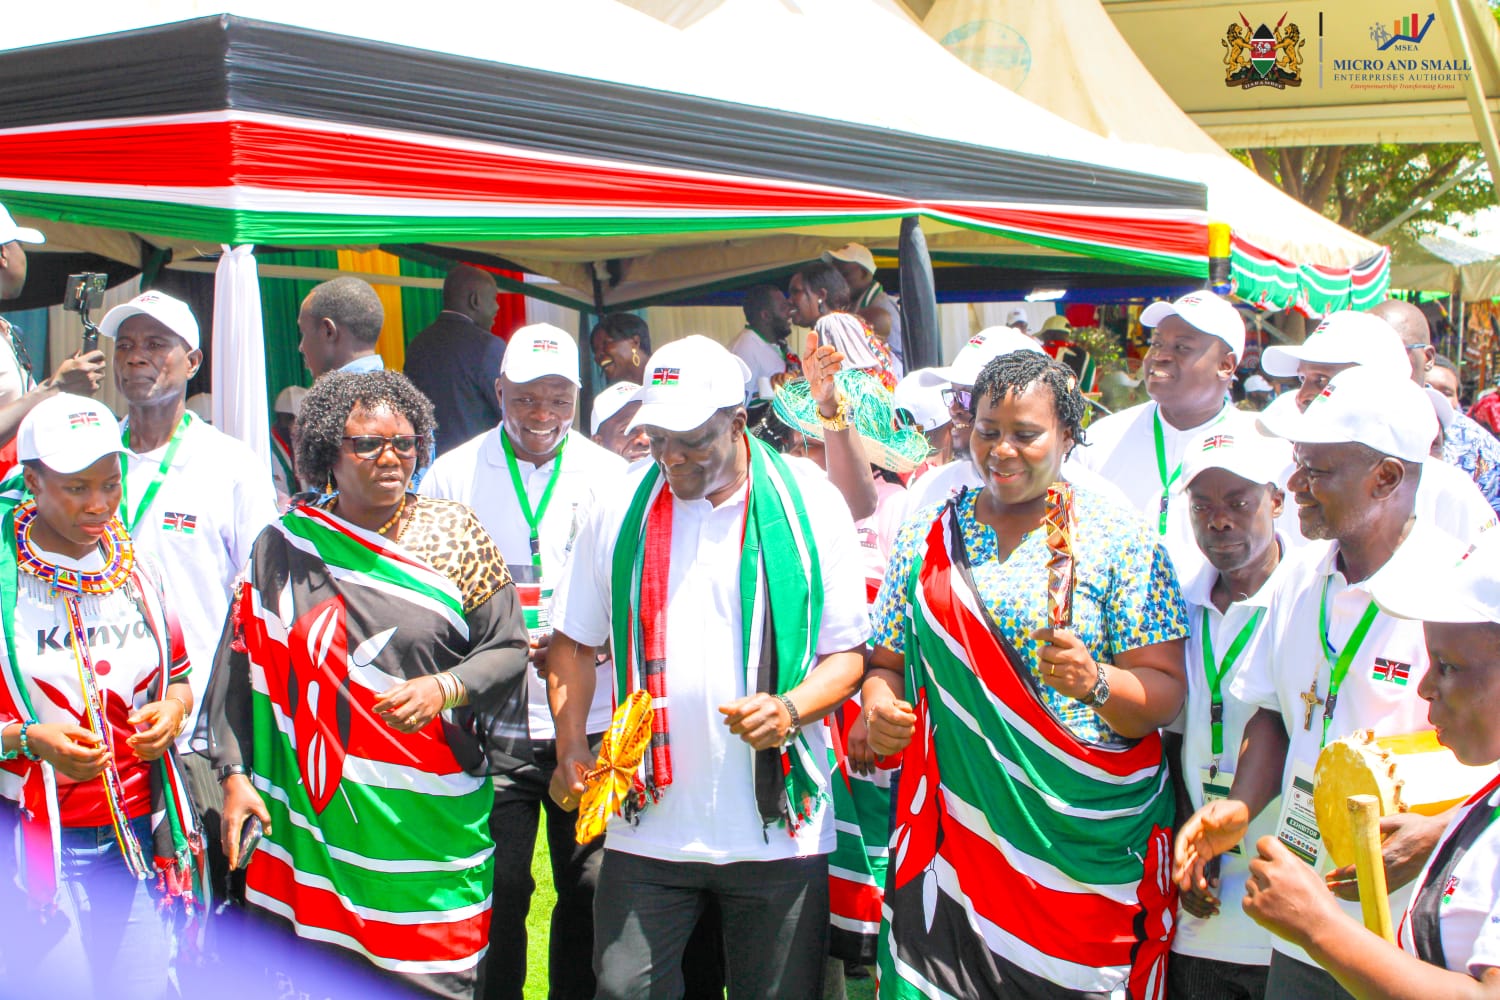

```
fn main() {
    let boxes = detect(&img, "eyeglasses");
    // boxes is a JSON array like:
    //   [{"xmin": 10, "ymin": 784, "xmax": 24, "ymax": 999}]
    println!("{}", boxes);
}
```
[
  {"xmin": 940, "ymin": 387, "xmax": 975, "ymax": 412},
  {"xmin": 342, "ymin": 434, "xmax": 421, "ymax": 459}
]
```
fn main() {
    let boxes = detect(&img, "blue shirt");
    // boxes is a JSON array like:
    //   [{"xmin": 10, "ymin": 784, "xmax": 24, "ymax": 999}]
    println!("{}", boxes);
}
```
[
  {"xmin": 871, "ymin": 486, "xmax": 1188, "ymax": 743},
  {"xmin": 337, "ymin": 354, "xmax": 385, "ymax": 375},
  {"xmin": 1444, "ymin": 411, "xmax": 1500, "ymax": 516}
]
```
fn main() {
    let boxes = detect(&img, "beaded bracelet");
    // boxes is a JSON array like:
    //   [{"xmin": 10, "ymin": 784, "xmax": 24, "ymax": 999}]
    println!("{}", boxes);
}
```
[
  {"xmin": 0, "ymin": 722, "xmax": 20, "ymax": 762},
  {"xmin": 19, "ymin": 720, "xmax": 41, "ymax": 762}
]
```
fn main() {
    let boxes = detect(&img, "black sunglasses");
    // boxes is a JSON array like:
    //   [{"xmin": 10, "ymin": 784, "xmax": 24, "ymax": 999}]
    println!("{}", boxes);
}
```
[{"xmin": 343, "ymin": 434, "xmax": 421, "ymax": 459}]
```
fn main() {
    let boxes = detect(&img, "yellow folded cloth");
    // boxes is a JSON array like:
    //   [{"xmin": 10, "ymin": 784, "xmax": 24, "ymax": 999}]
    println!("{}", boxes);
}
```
[{"xmin": 575, "ymin": 691, "xmax": 654, "ymax": 844}]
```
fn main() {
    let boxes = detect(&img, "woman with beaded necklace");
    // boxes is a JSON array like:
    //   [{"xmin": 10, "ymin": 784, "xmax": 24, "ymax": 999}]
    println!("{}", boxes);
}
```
[
  {"xmin": 201, "ymin": 370, "xmax": 531, "ymax": 999},
  {"xmin": 0, "ymin": 392, "xmax": 204, "ymax": 999}
]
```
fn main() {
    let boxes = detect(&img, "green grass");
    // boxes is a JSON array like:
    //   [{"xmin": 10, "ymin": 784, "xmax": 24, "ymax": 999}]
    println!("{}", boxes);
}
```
[{"xmin": 521, "ymin": 837, "xmax": 876, "ymax": 1000}]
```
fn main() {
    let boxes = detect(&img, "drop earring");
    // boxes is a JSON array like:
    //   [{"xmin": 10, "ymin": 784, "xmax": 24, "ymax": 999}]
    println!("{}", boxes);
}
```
[{"xmin": 631, "ymin": 347, "xmax": 641, "ymax": 366}]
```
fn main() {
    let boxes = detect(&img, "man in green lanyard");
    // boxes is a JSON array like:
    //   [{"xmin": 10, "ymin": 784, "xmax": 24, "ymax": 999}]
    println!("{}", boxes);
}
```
[
  {"xmin": 1168, "ymin": 427, "xmax": 1293, "ymax": 1000},
  {"xmin": 419, "ymin": 324, "xmax": 627, "ymax": 1000},
  {"xmin": 98, "ymin": 289, "xmax": 279, "ymax": 904},
  {"xmin": 1174, "ymin": 365, "xmax": 1468, "ymax": 1000}
]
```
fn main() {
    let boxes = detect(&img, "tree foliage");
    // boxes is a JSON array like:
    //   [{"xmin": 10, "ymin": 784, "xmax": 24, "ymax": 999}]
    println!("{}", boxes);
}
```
[{"xmin": 1234, "ymin": 144, "xmax": 1494, "ymax": 238}]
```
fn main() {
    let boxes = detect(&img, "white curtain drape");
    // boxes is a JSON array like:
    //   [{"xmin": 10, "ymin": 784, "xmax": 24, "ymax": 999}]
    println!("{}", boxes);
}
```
[{"xmin": 211, "ymin": 244, "xmax": 271, "ymax": 478}]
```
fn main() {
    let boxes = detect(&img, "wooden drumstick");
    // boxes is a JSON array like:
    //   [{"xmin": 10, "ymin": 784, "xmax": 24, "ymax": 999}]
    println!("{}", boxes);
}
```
[{"xmin": 1347, "ymin": 793, "xmax": 1395, "ymax": 942}]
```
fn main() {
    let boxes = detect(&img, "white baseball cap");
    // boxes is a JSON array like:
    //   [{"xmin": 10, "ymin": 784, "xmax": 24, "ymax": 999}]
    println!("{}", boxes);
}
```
[
  {"xmin": 590, "ymin": 381, "xmax": 640, "ymax": 435},
  {"xmin": 1258, "ymin": 364, "xmax": 1438, "ymax": 464},
  {"xmin": 275, "ymin": 385, "xmax": 308, "ymax": 418},
  {"xmin": 500, "ymin": 323, "xmax": 581, "ymax": 388},
  {"xmin": 1140, "ymin": 290, "xmax": 1246, "ymax": 359},
  {"xmin": 0, "ymin": 203, "xmax": 44, "ymax": 245},
  {"xmin": 1007, "ymin": 307, "xmax": 1028, "ymax": 325},
  {"xmin": 913, "ymin": 326, "xmax": 1045, "ymax": 389},
  {"xmin": 821, "ymin": 243, "xmax": 876, "ymax": 275},
  {"xmin": 1370, "ymin": 534, "xmax": 1500, "ymax": 624},
  {"xmin": 627, "ymin": 335, "xmax": 751, "ymax": 433},
  {"xmin": 894, "ymin": 370, "xmax": 951, "ymax": 432},
  {"xmin": 1260, "ymin": 311, "xmax": 1410, "ymax": 379},
  {"xmin": 1243, "ymin": 374, "xmax": 1275, "ymax": 394},
  {"xmin": 99, "ymin": 290, "xmax": 200, "ymax": 351},
  {"xmin": 1426, "ymin": 385, "xmax": 1455, "ymax": 430},
  {"xmin": 18, "ymin": 393, "xmax": 124, "ymax": 474},
  {"xmin": 1178, "ymin": 426, "xmax": 1293, "ymax": 493}
]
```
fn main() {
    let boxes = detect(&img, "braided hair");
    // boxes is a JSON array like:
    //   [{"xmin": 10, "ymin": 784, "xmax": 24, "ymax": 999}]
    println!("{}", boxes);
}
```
[
  {"xmin": 295, "ymin": 370, "xmax": 437, "ymax": 492},
  {"xmin": 971, "ymin": 351, "xmax": 1088, "ymax": 449}
]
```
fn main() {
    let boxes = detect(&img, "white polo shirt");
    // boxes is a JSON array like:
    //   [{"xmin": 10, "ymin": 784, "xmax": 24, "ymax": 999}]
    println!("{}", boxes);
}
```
[
  {"xmin": 728, "ymin": 327, "xmax": 787, "ymax": 398},
  {"xmin": 1173, "ymin": 555, "xmax": 1286, "ymax": 966},
  {"xmin": 551, "ymin": 456, "xmax": 871, "ymax": 864},
  {"xmin": 1075, "ymin": 400, "xmax": 1269, "ymax": 583},
  {"xmin": 420, "ymin": 426, "xmax": 625, "ymax": 739},
  {"xmin": 121, "ymin": 414, "xmax": 278, "ymax": 751},
  {"xmin": 1230, "ymin": 531, "xmax": 1449, "ymax": 968},
  {"xmin": 1397, "ymin": 777, "xmax": 1500, "ymax": 978}
]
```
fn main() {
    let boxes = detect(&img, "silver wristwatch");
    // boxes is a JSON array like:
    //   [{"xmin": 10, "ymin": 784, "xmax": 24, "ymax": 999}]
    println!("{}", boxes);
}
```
[
  {"xmin": 1080, "ymin": 664, "xmax": 1110, "ymax": 708},
  {"xmin": 776, "ymin": 694, "xmax": 802, "ymax": 746}
]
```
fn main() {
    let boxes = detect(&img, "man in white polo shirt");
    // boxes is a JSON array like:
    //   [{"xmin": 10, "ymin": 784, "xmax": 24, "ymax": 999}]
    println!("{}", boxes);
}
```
[
  {"xmin": 545, "ymin": 335, "xmax": 869, "ymax": 999},
  {"xmin": 1174, "ymin": 366, "xmax": 1479, "ymax": 999},
  {"xmin": 1261, "ymin": 310, "xmax": 1497, "ymax": 544},
  {"xmin": 1076, "ymin": 290, "xmax": 1258, "ymax": 583},
  {"xmin": 419, "ymin": 323, "xmax": 625, "ymax": 1000},
  {"xmin": 98, "ymin": 290, "xmax": 278, "ymax": 888},
  {"xmin": 1169, "ymin": 427, "xmax": 1294, "ymax": 999}
]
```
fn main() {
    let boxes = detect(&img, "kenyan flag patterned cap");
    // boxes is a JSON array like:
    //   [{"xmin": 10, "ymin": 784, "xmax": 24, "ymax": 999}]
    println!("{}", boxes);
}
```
[{"xmin": 17, "ymin": 392, "xmax": 124, "ymax": 474}]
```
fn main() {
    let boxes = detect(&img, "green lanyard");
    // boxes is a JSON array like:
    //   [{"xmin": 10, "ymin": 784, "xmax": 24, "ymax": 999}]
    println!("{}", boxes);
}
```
[
  {"xmin": 500, "ymin": 430, "xmax": 567, "ymax": 577},
  {"xmin": 1316, "ymin": 574, "xmax": 1382, "ymax": 748},
  {"xmin": 1199, "ymin": 605, "xmax": 1266, "ymax": 771},
  {"xmin": 120, "ymin": 412, "xmax": 193, "ymax": 532},
  {"xmin": 1152, "ymin": 406, "xmax": 1226, "ymax": 536}
]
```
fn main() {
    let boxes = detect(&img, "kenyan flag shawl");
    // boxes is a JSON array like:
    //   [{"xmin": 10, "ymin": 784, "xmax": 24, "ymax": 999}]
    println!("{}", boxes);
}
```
[
  {"xmin": 878, "ymin": 505, "xmax": 1177, "ymax": 1000},
  {"xmin": 610, "ymin": 434, "xmax": 826, "ymax": 832},
  {"xmin": 826, "ymin": 696, "xmax": 894, "ymax": 963},
  {"xmin": 0, "ymin": 475, "xmax": 208, "ymax": 925},
  {"xmin": 209, "ymin": 499, "xmax": 527, "ymax": 999}
]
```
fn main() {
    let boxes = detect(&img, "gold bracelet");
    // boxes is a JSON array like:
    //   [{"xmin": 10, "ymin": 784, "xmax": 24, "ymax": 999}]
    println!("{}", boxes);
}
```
[{"xmin": 817, "ymin": 393, "xmax": 851, "ymax": 432}]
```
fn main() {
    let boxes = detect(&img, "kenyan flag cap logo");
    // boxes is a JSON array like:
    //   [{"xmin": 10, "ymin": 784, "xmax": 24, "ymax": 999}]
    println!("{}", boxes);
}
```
[{"xmin": 651, "ymin": 367, "xmax": 680, "ymax": 386}]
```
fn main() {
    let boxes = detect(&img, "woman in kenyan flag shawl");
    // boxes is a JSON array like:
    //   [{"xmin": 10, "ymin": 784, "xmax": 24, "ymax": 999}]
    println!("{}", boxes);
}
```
[
  {"xmin": 198, "ymin": 371, "xmax": 531, "ymax": 1000},
  {"xmin": 863, "ymin": 352, "xmax": 1190, "ymax": 1000}
]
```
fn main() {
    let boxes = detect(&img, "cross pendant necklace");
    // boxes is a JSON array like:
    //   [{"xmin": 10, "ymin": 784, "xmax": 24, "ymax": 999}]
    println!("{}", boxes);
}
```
[{"xmin": 1300, "ymin": 677, "xmax": 1323, "ymax": 731}]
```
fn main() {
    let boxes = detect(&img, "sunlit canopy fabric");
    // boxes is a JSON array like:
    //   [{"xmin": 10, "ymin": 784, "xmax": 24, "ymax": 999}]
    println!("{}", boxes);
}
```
[{"xmin": 0, "ymin": 9, "xmax": 1208, "ymax": 309}]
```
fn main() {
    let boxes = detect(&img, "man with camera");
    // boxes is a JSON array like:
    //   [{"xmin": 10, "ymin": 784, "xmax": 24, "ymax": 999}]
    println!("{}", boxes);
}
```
[{"xmin": 0, "ymin": 203, "xmax": 107, "ymax": 440}]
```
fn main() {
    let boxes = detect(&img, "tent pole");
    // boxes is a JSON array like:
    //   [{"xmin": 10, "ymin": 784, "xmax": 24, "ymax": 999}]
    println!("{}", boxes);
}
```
[
  {"xmin": 898, "ymin": 217, "xmax": 940, "ymax": 371},
  {"xmin": 580, "ymin": 264, "xmax": 608, "ymax": 436},
  {"xmin": 1436, "ymin": 0, "xmax": 1500, "ymax": 211}
]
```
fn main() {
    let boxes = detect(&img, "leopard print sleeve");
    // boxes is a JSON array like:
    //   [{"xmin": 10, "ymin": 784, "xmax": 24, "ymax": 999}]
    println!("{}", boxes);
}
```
[{"xmin": 402, "ymin": 496, "xmax": 513, "ymax": 614}]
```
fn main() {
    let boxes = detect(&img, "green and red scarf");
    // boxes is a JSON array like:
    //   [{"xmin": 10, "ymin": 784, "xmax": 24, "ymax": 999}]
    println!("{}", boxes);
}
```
[{"xmin": 610, "ymin": 434, "xmax": 826, "ymax": 832}]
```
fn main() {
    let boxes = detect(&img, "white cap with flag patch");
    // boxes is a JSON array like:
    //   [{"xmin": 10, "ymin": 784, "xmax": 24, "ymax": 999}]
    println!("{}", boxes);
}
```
[
  {"xmin": 913, "ymin": 326, "xmax": 1044, "ymax": 389},
  {"xmin": 1178, "ymin": 426, "xmax": 1293, "ymax": 493},
  {"xmin": 1371, "ymin": 534, "xmax": 1500, "ymax": 625},
  {"xmin": 1140, "ymin": 290, "xmax": 1245, "ymax": 359},
  {"xmin": 590, "ymin": 381, "xmax": 641, "ymax": 435},
  {"xmin": 628, "ymin": 335, "xmax": 751, "ymax": 433},
  {"xmin": 1260, "ymin": 311, "xmax": 1409, "ymax": 379},
  {"xmin": 501, "ymin": 323, "xmax": 581, "ymax": 387},
  {"xmin": 0, "ymin": 202, "xmax": 44, "ymax": 245},
  {"xmin": 99, "ymin": 290, "xmax": 201, "ymax": 351},
  {"xmin": 1257, "ymin": 364, "xmax": 1436, "ymax": 464},
  {"xmin": 18, "ymin": 393, "xmax": 124, "ymax": 474}
]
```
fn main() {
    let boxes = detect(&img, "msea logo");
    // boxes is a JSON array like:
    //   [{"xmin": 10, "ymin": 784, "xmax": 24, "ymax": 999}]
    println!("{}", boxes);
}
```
[
  {"xmin": 1371, "ymin": 13, "xmax": 1436, "ymax": 51},
  {"xmin": 1223, "ymin": 12, "xmax": 1304, "ymax": 89}
]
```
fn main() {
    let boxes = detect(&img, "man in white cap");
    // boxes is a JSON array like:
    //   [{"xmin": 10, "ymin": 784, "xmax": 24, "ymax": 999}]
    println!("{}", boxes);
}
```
[
  {"xmin": 893, "ymin": 369, "xmax": 953, "ymax": 473},
  {"xmin": 1076, "ymin": 290, "xmax": 1259, "ymax": 582},
  {"xmin": 1372, "ymin": 299, "xmax": 1500, "ymax": 516},
  {"xmin": 296, "ymin": 276, "xmax": 385, "ymax": 378},
  {"xmin": 1006, "ymin": 306, "xmax": 1029, "ymax": 334},
  {"xmin": 269, "ymin": 384, "xmax": 307, "ymax": 503},
  {"xmin": 1262, "ymin": 310, "xmax": 1497, "ymax": 542},
  {"xmin": 902, "ymin": 326, "xmax": 1126, "ymax": 516},
  {"xmin": 98, "ymin": 289, "xmax": 278, "ymax": 892},
  {"xmin": 545, "ymin": 334, "xmax": 869, "ymax": 998},
  {"xmin": 1175, "ymin": 366, "xmax": 1467, "ymax": 1000},
  {"xmin": 823, "ymin": 243, "xmax": 903, "ymax": 363},
  {"xmin": 419, "ymin": 322, "xmax": 625, "ymax": 1000},
  {"xmin": 0, "ymin": 202, "xmax": 105, "ymax": 421},
  {"xmin": 403, "ymin": 264, "xmax": 507, "ymax": 456},
  {"xmin": 590, "ymin": 381, "xmax": 650, "ymax": 464},
  {"xmin": 1168, "ymin": 427, "xmax": 1294, "ymax": 999}
]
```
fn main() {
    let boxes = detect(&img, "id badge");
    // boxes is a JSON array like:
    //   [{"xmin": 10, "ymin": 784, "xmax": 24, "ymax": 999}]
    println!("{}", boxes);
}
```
[
  {"xmin": 1275, "ymin": 760, "xmax": 1322, "ymax": 866},
  {"xmin": 1200, "ymin": 764, "xmax": 1241, "ymax": 856},
  {"xmin": 516, "ymin": 582, "xmax": 554, "ymax": 643}
]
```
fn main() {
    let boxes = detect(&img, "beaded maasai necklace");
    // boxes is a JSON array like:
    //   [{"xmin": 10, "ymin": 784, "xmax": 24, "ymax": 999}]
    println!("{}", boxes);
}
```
[{"xmin": 13, "ymin": 499, "xmax": 134, "ymax": 595}]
